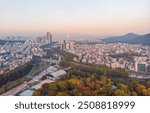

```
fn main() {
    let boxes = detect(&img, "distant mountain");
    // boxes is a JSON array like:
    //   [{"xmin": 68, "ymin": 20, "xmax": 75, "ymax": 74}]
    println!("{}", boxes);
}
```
[
  {"xmin": 102, "ymin": 33, "xmax": 140, "ymax": 43},
  {"xmin": 130, "ymin": 33, "xmax": 150, "ymax": 45},
  {"xmin": 102, "ymin": 33, "xmax": 150, "ymax": 45}
]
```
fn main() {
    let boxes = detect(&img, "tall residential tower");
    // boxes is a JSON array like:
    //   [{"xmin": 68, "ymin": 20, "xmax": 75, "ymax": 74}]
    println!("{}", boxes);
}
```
[{"xmin": 46, "ymin": 32, "xmax": 52, "ymax": 44}]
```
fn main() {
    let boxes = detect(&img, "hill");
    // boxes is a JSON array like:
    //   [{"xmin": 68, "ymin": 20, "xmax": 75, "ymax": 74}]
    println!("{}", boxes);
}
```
[
  {"xmin": 102, "ymin": 33, "xmax": 140, "ymax": 43},
  {"xmin": 102, "ymin": 33, "xmax": 150, "ymax": 45},
  {"xmin": 130, "ymin": 33, "xmax": 150, "ymax": 45}
]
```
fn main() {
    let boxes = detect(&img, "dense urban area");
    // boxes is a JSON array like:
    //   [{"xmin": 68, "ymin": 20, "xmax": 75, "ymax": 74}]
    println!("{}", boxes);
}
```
[{"xmin": 0, "ymin": 32, "xmax": 150, "ymax": 96}]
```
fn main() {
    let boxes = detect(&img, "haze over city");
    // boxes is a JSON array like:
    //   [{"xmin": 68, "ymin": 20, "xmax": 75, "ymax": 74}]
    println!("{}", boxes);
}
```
[
  {"xmin": 0, "ymin": 0, "xmax": 150, "ymax": 38},
  {"xmin": 0, "ymin": 0, "xmax": 150, "ymax": 97}
]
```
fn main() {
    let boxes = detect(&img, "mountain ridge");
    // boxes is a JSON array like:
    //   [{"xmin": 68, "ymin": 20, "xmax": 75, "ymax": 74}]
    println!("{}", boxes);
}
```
[{"xmin": 102, "ymin": 33, "xmax": 150, "ymax": 45}]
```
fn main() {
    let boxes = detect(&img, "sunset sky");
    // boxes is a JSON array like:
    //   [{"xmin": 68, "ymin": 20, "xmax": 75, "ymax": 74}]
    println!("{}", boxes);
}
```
[{"xmin": 0, "ymin": 0, "xmax": 150, "ymax": 36}]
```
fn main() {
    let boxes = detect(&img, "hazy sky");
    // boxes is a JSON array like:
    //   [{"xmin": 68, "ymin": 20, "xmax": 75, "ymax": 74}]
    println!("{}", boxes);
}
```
[{"xmin": 0, "ymin": 0, "xmax": 150, "ymax": 36}]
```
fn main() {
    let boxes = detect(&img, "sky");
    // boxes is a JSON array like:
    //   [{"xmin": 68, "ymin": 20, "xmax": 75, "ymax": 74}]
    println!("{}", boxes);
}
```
[{"xmin": 0, "ymin": 0, "xmax": 150, "ymax": 37}]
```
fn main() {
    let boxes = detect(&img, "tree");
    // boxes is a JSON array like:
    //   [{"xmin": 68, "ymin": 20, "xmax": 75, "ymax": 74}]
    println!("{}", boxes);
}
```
[
  {"xmin": 68, "ymin": 79, "xmax": 84, "ymax": 89},
  {"xmin": 48, "ymin": 84, "xmax": 58, "ymax": 91},
  {"xmin": 57, "ymin": 92, "xmax": 69, "ymax": 96},
  {"xmin": 114, "ymin": 89, "xmax": 128, "ymax": 96},
  {"xmin": 147, "ymin": 88, "xmax": 150, "ymax": 96},
  {"xmin": 57, "ymin": 81, "xmax": 68, "ymax": 91},
  {"xmin": 118, "ymin": 83, "xmax": 130, "ymax": 95},
  {"xmin": 131, "ymin": 92, "xmax": 138, "ymax": 96},
  {"xmin": 101, "ymin": 84, "xmax": 114, "ymax": 96},
  {"xmin": 33, "ymin": 90, "xmax": 41, "ymax": 96},
  {"xmin": 82, "ymin": 90, "xmax": 92, "ymax": 96},
  {"xmin": 135, "ymin": 84, "xmax": 146, "ymax": 96},
  {"xmin": 41, "ymin": 83, "xmax": 49, "ymax": 96}
]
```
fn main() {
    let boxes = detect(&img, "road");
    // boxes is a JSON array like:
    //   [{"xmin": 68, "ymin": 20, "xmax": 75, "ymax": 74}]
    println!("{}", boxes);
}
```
[
  {"xmin": 1, "ymin": 83, "xmax": 28, "ymax": 96},
  {"xmin": 0, "ymin": 64, "xmax": 58, "ymax": 96}
]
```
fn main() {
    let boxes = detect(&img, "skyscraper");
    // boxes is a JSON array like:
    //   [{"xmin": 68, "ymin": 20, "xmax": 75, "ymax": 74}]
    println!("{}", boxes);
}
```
[
  {"xmin": 37, "ymin": 37, "xmax": 43, "ymax": 43},
  {"xmin": 46, "ymin": 32, "xmax": 52, "ymax": 44},
  {"xmin": 60, "ymin": 40, "xmax": 66, "ymax": 50}
]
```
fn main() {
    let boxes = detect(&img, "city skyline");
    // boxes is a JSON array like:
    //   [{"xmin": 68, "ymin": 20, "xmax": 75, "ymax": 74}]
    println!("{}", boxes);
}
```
[{"xmin": 0, "ymin": 0, "xmax": 150, "ymax": 37}]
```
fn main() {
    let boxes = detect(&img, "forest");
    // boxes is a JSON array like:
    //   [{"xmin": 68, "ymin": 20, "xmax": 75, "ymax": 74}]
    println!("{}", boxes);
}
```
[
  {"xmin": 0, "ymin": 61, "xmax": 34, "ymax": 94},
  {"xmin": 33, "ymin": 74, "xmax": 150, "ymax": 96},
  {"xmin": 33, "ymin": 49, "xmax": 150, "ymax": 96},
  {"xmin": 0, "ymin": 62, "xmax": 33, "ymax": 87}
]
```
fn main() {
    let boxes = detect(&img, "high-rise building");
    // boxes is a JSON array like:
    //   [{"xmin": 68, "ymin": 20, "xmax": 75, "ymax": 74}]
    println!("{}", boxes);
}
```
[
  {"xmin": 37, "ymin": 37, "xmax": 43, "ymax": 43},
  {"xmin": 66, "ymin": 42, "xmax": 71, "ymax": 50},
  {"xmin": 36, "ymin": 32, "xmax": 52, "ymax": 45},
  {"xmin": 46, "ymin": 32, "xmax": 52, "ymax": 44},
  {"xmin": 60, "ymin": 40, "xmax": 66, "ymax": 50},
  {"xmin": 50, "ymin": 33, "xmax": 52, "ymax": 43}
]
